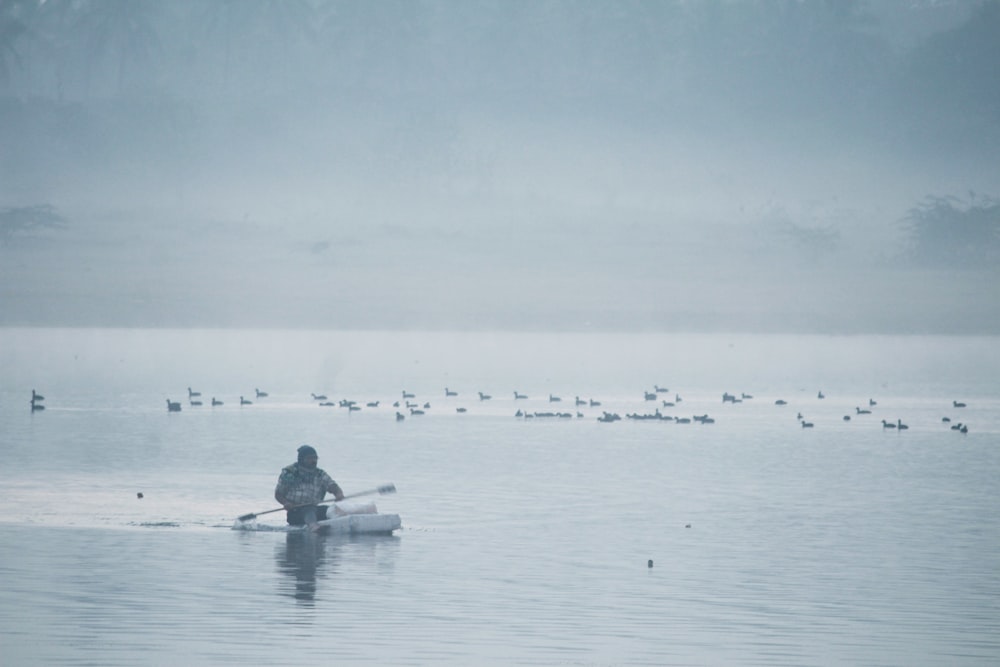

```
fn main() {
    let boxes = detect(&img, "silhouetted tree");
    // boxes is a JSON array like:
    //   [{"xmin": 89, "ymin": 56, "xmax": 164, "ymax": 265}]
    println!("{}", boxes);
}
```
[
  {"xmin": 76, "ymin": 0, "xmax": 162, "ymax": 95},
  {"xmin": 0, "ymin": 0, "xmax": 32, "ymax": 90},
  {"xmin": 0, "ymin": 204, "xmax": 67, "ymax": 244},
  {"xmin": 901, "ymin": 194, "xmax": 1000, "ymax": 268}
]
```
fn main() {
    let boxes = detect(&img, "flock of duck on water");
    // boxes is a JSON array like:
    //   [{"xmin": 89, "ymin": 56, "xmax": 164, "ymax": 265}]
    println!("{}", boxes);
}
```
[{"xmin": 29, "ymin": 386, "xmax": 972, "ymax": 433}]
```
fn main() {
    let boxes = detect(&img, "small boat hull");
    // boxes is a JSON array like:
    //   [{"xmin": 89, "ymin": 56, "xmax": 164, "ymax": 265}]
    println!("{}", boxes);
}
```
[
  {"xmin": 306, "ymin": 512, "xmax": 401, "ymax": 535},
  {"xmin": 233, "ymin": 502, "xmax": 401, "ymax": 534}
]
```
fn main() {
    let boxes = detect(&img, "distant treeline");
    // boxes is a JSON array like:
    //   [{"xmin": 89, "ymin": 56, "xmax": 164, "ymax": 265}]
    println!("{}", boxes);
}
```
[{"xmin": 1, "ymin": 1, "xmax": 997, "ymax": 137}]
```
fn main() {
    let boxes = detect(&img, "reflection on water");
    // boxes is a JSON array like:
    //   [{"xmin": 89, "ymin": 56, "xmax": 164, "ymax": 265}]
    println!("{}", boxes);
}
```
[
  {"xmin": 275, "ymin": 533, "xmax": 401, "ymax": 606},
  {"xmin": 276, "ymin": 532, "xmax": 337, "ymax": 605}
]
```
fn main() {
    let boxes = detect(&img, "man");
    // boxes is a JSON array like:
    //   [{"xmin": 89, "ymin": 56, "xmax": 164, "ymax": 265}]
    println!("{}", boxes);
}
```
[{"xmin": 274, "ymin": 444, "xmax": 345, "ymax": 527}]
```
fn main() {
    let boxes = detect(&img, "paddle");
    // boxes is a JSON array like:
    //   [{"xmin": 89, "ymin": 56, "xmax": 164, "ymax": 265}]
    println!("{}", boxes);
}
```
[{"xmin": 236, "ymin": 483, "xmax": 396, "ymax": 522}]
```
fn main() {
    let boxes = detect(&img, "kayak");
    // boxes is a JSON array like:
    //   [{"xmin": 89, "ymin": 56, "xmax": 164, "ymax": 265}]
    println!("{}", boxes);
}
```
[{"xmin": 232, "ymin": 500, "xmax": 401, "ymax": 534}]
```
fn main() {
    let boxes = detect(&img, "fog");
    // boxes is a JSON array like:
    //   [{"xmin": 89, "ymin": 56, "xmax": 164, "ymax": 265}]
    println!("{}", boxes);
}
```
[{"xmin": 2, "ymin": 0, "xmax": 998, "ymax": 333}]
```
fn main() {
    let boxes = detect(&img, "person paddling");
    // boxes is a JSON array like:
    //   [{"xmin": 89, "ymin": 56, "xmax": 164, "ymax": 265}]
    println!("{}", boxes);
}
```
[{"xmin": 274, "ymin": 445, "xmax": 345, "ymax": 529}]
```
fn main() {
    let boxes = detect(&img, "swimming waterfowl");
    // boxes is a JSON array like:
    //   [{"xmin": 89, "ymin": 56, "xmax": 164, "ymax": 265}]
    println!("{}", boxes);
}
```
[
  {"xmin": 240, "ymin": 396, "xmax": 252, "ymax": 405},
  {"xmin": 188, "ymin": 387, "xmax": 201, "ymax": 398},
  {"xmin": 953, "ymin": 400, "xmax": 967, "ymax": 408},
  {"xmin": 31, "ymin": 389, "xmax": 45, "ymax": 402},
  {"xmin": 255, "ymin": 388, "xmax": 268, "ymax": 398},
  {"xmin": 514, "ymin": 391, "xmax": 528, "ymax": 399},
  {"xmin": 445, "ymin": 388, "xmax": 458, "ymax": 396},
  {"xmin": 311, "ymin": 393, "xmax": 328, "ymax": 401},
  {"xmin": 166, "ymin": 399, "xmax": 182, "ymax": 412},
  {"xmin": 479, "ymin": 392, "xmax": 492, "ymax": 401},
  {"xmin": 856, "ymin": 407, "xmax": 871, "ymax": 415},
  {"xmin": 212, "ymin": 397, "xmax": 223, "ymax": 406},
  {"xmin": 882, "ymin": 419, "xmax": 896, "ymax": 429},
  {"xmin": 897, "ymin": 419, "xmax": 909, "ymax": 430}
]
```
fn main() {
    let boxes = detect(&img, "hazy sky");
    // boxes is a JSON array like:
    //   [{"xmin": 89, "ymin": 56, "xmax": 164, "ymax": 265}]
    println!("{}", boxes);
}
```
[{"xmin": 1, "ymin": 0, "xmax": 997, "ymax": 333}]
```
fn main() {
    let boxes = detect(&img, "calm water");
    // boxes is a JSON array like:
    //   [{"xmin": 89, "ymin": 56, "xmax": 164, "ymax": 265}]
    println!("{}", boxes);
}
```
[{"xmin": 1, "ymin": 329, "xmax": 999, "ymax": 666}]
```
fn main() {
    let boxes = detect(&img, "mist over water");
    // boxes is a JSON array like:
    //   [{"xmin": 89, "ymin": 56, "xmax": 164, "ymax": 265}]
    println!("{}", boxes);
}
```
[
  {"xmin": 2, "ymin": 1, "xmax": 999, "ymax": 333},
  {"xmin": 2, "ymin": 4, "xmax": 1000, "ymax": 664}
]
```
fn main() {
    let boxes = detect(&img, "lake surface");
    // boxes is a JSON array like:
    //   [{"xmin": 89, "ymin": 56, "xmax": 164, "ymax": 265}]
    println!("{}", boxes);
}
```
[{"xmin": 1, "ymin": 329, "xmax": 999, "ymax": 666}]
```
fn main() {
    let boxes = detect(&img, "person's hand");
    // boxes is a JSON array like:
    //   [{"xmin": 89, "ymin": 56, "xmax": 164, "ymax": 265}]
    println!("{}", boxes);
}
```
[{"xmin": 334, "ymin": 491, "xmax": 345, "ymax": 501}]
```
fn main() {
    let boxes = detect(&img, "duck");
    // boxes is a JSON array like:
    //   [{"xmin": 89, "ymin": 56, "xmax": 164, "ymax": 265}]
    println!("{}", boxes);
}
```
[
  {"xmin": 959, "ymin": 424, "xmax": 968, "ymax": 434},
  {"xmin": 190, "ymin": 399, "xmax": 203, "ymax": 406},
  {"xmin": 311, "ymin": 393, "xmax": 328, "ymax": 401},
  {"xmin": 395, "ymin": 411, "xmax": 405, "ymax": 421},
  {"xmin": 31, "ymin": 401, "xmax": 45, "ymax": 412},
  {"xmin": 953, "ymin": 400, "xmax": 967, "ymax": 408},
  {"xmin": 478, "ymin": 391, "xmax": 492, "ymax": 401},
  {"xmin": 456, "ymin": 407, "xmax": 467, "ymax": 413},
  {"xmin": 655, "ymin": 385, "xmax": 669, "ymax": 393},
  {"xmin": 188, "ymin": 387, "xmax": 201, "ymax": 398},
  {"xmin": 402, "ymin": 390, "xmax": 415, "ymax": 399},
  {"xmin": 31, "ymin": 389, "xmax": 45, "ymax": 402},
  {"xmin": 445, "ymin": 387, "xmax": 458, "ymax": 397},
  {"xmin": 589, "ymin": 399, "xmax": 601, "ymax": 407},
  {"xmin": 817, "ymin": 391, "xmax": 825, "ymax": 399},
  {"xmin": 856, "ymin": 407, "xmax": 872, "ymax": 415},
  {"xmin": 843, "ymin": 415, "xmax": 851, "ymax": 421},
  {"xmin": 212, "ymin": 397, "xmax": 223, "ymax": 406},
  {"xmin": 775, "ymin": 399, "xmax": 787, "ymax": 406},
  {"xmin": 514, "ymin": 391, "xmax": 528, "ymax": 400},
  {"xmin": 869, "ymin": 398, "xmax": 877, "ymax": 406},
  {"xmin": 255, "ymin": 388, "xmax": 268, "ymax": 398},
  {"xmin": 644, "ymin": 391, "xmax": 657, "ymax": 401},
  {"xmin": 801, "ymin": 421, "xmax": 814, "ymax": 428},
  {"xmin": 409, "ymin": 407, "xmax": 425, "ymax": 415},
  {"xmin": 166, "ymin": 399, "xmax": 182, "ymax": 412},
  {"xmin": 366, "ymin": 401, "xmax": 379, "ymax": 408},
  {"xmin": 240, "ymin": 396, "xmax": 252, "ymax": 406},
  {"xmin": 941, "ymin": 416, "xmax": 951, "ymax": 422},
  {"xmin": 897, "ymin": 419, "xmax": 909, "ymax": 430},
  {"xmin": 881, "ymin": 419, "xmax": 896, "ymax": 429},
  {"xmin": 549, "ymin": 394, "xmax": 562, "ymax": 403}
]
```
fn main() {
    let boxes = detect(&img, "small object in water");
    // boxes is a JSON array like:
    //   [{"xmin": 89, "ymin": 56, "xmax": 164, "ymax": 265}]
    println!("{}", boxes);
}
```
[
  {"xmin": 685, "ymin": 524, "xmax": 691, "ymax": 528},
  {"xmin": 647, "ymin": 559, "xmax": 653, "ymax": 568},
  {"xmin": 137, "ymin": 492, "xmax": 144, "ymax": 499}
]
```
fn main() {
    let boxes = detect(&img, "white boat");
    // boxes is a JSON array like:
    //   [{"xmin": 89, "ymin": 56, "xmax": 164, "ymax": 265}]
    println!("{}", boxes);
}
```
[
  {"xmin": 232, "ymin": 500, "xmax": 401, "ymax": 534},
  {"xmin": 305, "ymin": 511, "xmax": 401, "ymax": 535}
]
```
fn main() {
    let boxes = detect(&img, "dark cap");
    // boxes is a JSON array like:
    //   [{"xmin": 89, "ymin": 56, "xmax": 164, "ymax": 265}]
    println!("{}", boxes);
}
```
[{"xmin": 297, "ymin": 444, "xmax": 318, "ymax": 461}]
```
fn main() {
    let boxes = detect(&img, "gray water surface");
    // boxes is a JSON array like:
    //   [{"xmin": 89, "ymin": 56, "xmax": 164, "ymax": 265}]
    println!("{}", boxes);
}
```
[{"xmin": 1, "ymin": 329, "xmax": 998, "ymax": 665}]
